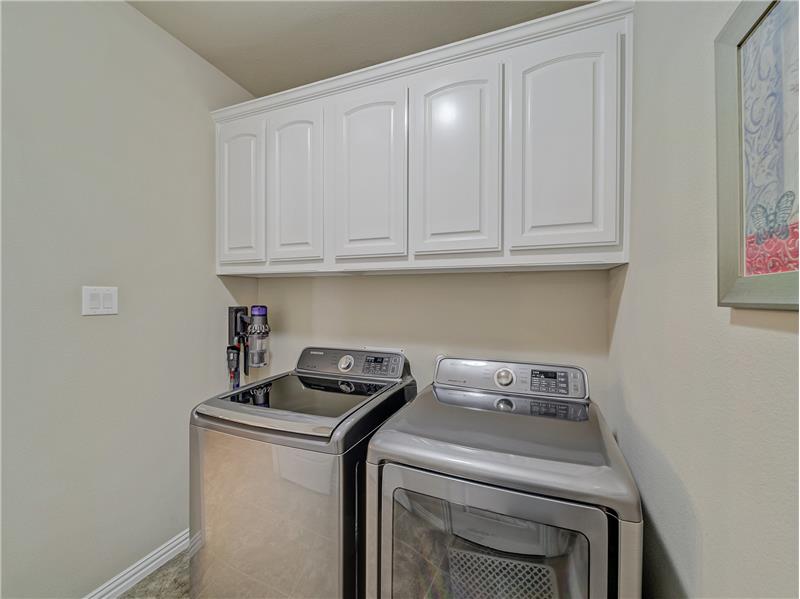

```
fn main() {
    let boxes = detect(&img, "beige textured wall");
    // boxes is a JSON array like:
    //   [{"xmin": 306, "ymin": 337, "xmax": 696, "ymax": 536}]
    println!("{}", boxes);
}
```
[
  {"xmin": 1, "ymin": 3, "xmax": 255, "ymax": 597},
  {"xmin": 256, "ymin": 271, "xmax": 610, "ymax": 408},
  {"xmin": 607, "ymin": 2, "xmax": 798, "ymax": 597}
]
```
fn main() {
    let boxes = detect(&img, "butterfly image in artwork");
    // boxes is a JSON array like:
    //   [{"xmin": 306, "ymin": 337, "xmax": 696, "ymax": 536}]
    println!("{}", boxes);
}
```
[{"xmin": 750, "ymin": 191, "xmax": 797, "ymax": 244}]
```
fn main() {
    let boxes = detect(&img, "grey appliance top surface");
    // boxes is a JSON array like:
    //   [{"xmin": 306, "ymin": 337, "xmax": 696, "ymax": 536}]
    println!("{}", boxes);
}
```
[
  {"xmin": 193, "ymin": 347, "xmax": 414, "ymax": 452},
  {"xmin": 368, "ymin": 357, "xmax": 641, "ymax": 522}
]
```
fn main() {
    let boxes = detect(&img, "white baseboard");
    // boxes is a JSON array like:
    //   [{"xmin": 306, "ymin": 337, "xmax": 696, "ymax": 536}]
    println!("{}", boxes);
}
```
[{"xmin": 84, "ymin": 528, "xmax": 189, "ymax": 599}]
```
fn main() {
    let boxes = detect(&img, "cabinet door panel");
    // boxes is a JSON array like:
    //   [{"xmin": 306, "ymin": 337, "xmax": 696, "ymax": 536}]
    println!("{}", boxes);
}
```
[
  {"xmin": 330, "ymin": 82, "xmax": 407, "ymax": 257},
  {"xmin": 410, "ymin": 58, "xmax": 502, "ymax": 254},
  {"xmin": 507, "ymin": 21, "xmax": 623, "ymax": 249},
  {"xmin": 267, "ymin": 103, "xmax": 324, "ymax": 261},
  {"xmin": 218, "ymin": 117, "xmax": 265, "ymax": 263}
]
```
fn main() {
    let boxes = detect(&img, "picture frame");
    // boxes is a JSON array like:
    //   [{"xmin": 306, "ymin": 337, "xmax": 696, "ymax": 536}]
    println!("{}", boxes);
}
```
[{"xmin": 715, "ymin": 0, "xmax": 798, "ymax": 310}]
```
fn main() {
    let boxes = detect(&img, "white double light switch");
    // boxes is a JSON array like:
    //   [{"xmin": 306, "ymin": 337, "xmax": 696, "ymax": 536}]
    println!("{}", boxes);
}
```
[{"xmin": 82, "ymin": 286, "xmax": 118, "ymax": 316}]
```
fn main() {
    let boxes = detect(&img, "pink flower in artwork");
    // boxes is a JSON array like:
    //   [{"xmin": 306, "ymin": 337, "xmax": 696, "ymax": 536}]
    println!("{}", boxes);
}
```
[
  {"xmin": 762, "ymin": 236, "xmax": 779, "ymax": 255},
  {"xmin": 745, "ymin": 221, "xmax": 799, "ymax": 276},
  {"xmin": 787, "ymin": 230, "xmax": 799, "ymax": 255}
]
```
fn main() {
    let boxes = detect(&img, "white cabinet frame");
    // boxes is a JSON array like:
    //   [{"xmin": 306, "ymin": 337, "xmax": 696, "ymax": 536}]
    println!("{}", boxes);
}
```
[
  {"xmin": 505, "ymin": 20, "xmax": 626, "ymax": 250},
  {"xmin": 409, "ymin": 58, "xmax": 503, "ymax": 255},
  {"xmin": 266, "ymin": 102, "xmax": 325, "ymax": 262},
  {"xmin": 217, "ymin": 116, "xmax": 266, "ymax": 263},
  {"xmin": 328, "ymin": 82, "xmax": 408, "ymax": 258}
]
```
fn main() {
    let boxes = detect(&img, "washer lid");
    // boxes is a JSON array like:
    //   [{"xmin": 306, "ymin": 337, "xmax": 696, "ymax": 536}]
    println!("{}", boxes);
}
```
[
  {"xmin": 367, "ymin": 385, "xmax": 642, "ymax": 522},
  {"xmin": 196, "ymin": 373, "xmax": 387, "ymax": 438}
]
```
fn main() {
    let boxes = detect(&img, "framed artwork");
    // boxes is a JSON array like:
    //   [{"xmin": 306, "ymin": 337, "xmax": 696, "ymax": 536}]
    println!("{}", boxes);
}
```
[{"xmin": 716, "ymin": 0, "xmax": 798, "ymax": 310}]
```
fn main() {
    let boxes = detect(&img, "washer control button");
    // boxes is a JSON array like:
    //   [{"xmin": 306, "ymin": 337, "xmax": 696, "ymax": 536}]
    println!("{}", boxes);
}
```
[
  {"xmin": 338, "ymin": 355, "xmax": 355, "ymax": 372},
  {"xmin": 496, "ymin": 398, "xmax": 514, "ymax": 412},
  {"xmin": 494, "ymin": 368, "xmax": 515, "ymax": 387}
]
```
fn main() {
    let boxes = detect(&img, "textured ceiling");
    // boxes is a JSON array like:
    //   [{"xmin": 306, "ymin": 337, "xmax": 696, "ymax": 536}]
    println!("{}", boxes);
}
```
[{"xmin": 131, "ymin": 1, "xmax": 590, "ymax": 97}]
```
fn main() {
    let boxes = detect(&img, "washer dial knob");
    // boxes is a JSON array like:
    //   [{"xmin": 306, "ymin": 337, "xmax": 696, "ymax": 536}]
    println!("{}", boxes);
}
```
[
  {"xmin": 494, "ymin": 368, "xmax": 515, "ymax": 387},
  {"xmin": 338, "ymin": 355, "xmax": 355, "ymax": 372}
]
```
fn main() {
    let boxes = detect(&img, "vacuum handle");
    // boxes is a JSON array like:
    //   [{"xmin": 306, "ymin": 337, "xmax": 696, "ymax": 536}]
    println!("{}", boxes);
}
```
[{"xmin": 242, "ymin": 334, "xmax": 249, "ymax": 377}]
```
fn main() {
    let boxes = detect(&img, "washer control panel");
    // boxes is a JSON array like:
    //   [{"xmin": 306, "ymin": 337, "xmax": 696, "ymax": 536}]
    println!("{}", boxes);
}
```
[
  {"xmin": 435, "ymin": 357, "xmax": 588, "ymax": 401},
  {"xmin": 297, "ymin": 347, "xmax": 404, "ymax": 379}
]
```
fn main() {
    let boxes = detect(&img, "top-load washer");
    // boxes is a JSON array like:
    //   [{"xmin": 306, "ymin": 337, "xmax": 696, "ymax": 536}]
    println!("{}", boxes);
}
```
[
  {"xmin": 190, "ymin": 347, "xmax": 415, "ymax": 599},
  {"xmin": 366, "ymin": 356, "xmax": 642, "ymax": 599}
]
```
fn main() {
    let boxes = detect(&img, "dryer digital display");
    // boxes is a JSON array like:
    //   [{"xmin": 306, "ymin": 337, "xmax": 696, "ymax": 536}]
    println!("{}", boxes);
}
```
[
  {"xmin": 531, "ymin": 369, "xmax": 570, "ymax": 395},
  {"xmin": 532, "ymin": 370, "xmax": 558, "ymax": 379}
]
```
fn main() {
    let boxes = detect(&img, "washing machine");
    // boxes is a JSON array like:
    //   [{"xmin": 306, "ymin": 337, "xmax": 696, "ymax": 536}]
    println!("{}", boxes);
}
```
[
  {"xmin": 366, "ymin": 356, "xmax": 642, "ymax": 599},
  {"xmin": 190, "ymin": 347, "xmax": 415, "ymax": 598}
]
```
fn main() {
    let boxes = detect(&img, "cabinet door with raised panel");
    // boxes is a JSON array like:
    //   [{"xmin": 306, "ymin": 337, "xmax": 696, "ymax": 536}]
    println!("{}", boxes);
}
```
[
  {"xmin": 266, "ymin": 102, "xmax": 324, "ymax": 262},
  {"xmin": 506, "ymin": 20, "xmax": 625, "ymax": 249},
  {"xmin": 328, "ymin": 82, "xmax": 407, "ymax": 258},
  {"xmin": 217, "ymin": 116, "xmax": 265, "ymax": 264},
  {"xmin": 409, "ymin": 57, "xmax": 502, "ymax": 255}
]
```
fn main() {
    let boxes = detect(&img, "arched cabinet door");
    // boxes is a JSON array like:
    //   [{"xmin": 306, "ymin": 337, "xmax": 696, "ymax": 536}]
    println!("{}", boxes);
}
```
[
  {"xmin": 409, "ymin": 56, "xmax": 503, "ymax": 255},
  {"xmin": 266, "ymin": 102, "xmax": 324, "ymax": 262},
  {"xmin": 505, "ymin": 20, "xmax": 626, "ymax": 250},
  {"xmin": 217, "ymin": 116, "xmax": 265, "ymax": 263},
  {"xmin": 328, "ymin": 81, "xmax": 408, "ymax": 258}
]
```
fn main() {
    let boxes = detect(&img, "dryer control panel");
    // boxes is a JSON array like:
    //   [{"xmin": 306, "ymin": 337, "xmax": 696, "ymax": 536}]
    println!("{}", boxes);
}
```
[
  {"xmin": 297, "ymin": 347, "xmax": 405, "ymax": 379},
  {"xmin": 434, "ymin": 357, "xmax": 588, "ymax": 401}
]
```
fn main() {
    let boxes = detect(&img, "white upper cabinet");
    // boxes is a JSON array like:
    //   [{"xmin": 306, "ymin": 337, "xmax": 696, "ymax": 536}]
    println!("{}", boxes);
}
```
[
  {"xmin": 267, "ymin": 102, "xmax": 324, "ymax": 262},
  {"xmin": 505, "ymin": 20, "xmax": 626, "ymax": 250},
  {"xmin": 217, "ymin": 116, "xmax": 265, "ymax": 263},
  {"xmin": 409, "ymin": 56, "xmax": 502, "ymax": 255},
  {"xmin": 214, "ymin": 2, "xmax": 633, "ymax": 275},
  {"xmin": 328, "ymin": 81, "xmax": 407, "ymax": 258}
]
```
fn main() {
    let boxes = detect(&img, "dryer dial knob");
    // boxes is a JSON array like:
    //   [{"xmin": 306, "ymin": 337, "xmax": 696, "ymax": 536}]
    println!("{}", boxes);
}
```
[
  {"xmin": 496, "ymin": 398, "xmax": 514, "ymax": 412},
  {"xmin": 338, "ymin": 355, "xmax": 355, "ymax": 372},
  {"xmin": 494, "ymin": 368, "xmax": 515, "ymax": 387}
]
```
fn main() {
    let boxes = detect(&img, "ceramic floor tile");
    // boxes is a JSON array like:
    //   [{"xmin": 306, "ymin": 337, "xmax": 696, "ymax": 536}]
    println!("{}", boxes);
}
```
[
  {"xmin": 196, "ymin": 562, "xmax": 287, "ymax": 599},
  {"xmin": 121, "ymin": 552, "xmax": 189, "ymax": 599}
]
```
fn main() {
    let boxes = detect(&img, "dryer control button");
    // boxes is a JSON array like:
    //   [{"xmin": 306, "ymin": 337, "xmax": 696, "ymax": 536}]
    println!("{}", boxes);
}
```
[
  {"xmin": 494, "ymin": 368, "xmax": 515, "ymax": 387},
  {"xmin": 338, "ymin": 355, "xmax": 354, "ymax": 372}
]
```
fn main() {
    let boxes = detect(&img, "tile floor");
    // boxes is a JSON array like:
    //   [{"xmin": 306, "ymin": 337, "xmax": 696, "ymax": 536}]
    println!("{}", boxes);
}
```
[{"xmin": 121, "ymin": 551, "xmax": 189, "ymax": 599}]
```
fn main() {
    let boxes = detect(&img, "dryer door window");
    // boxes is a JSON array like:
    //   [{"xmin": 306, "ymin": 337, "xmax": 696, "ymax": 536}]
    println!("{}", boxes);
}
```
[
  {"xmin": 392, "ymin": 488, "xmax": 589, "ymax": 598},
  {"xmin": 379, "ymin": 464, "xmax": 609, "ymax": 598}
]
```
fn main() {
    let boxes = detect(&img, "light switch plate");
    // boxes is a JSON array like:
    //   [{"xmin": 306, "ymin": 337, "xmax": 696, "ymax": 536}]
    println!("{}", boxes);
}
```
[{"xmin": 82, "ymin": 286, "xmax": 118, "ymax": 315}]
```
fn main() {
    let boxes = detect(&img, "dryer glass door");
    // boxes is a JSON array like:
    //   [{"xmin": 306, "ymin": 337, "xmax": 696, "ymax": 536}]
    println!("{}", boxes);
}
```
[{"xmin": 379, "ymin": 464, "xmax": 608, "ymax": 598}]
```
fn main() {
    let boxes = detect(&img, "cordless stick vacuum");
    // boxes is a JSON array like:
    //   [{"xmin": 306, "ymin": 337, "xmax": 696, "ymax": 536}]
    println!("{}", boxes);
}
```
[
  {"xmin": 227, "ymin": 305, "xmax": 271, "ymax": 390},
  {"xmin": 226, "ymin": 345, "xmax": 241, "ymax": 390}
]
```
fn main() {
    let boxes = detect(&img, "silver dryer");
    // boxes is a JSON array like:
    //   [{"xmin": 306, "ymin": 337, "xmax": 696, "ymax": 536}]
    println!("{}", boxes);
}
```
[{"xmin": 366, "ymin": 356, "xmax": 642, "ymax": 599}]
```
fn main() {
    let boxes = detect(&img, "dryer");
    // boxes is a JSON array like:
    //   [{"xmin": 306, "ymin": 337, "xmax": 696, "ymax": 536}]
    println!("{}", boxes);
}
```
[{"xmin": 365, "ymin": 357, "xmax": 642, "ymax": 599}]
